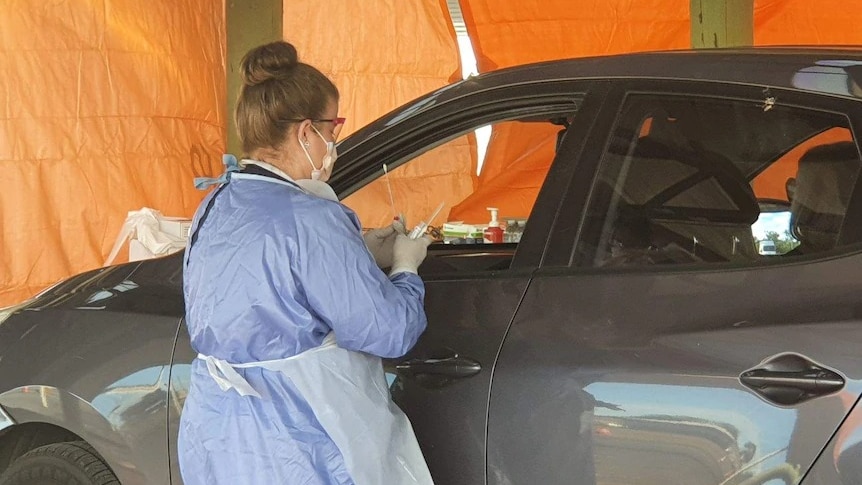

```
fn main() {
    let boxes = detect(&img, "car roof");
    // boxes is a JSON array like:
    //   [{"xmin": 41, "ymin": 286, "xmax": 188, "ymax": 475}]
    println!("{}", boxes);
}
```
[
  {"xmin": 341, "ymin": 47, "xmax": 862, "ymax": 153},
  {"xmin": 461, "ymin": 47, "xmax": 862, "ymax": 100}
]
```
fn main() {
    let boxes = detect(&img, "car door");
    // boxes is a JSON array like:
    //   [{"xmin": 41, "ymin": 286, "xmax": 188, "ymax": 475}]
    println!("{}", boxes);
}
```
[
  {"xmin": 487, "ymin": 80, "xmax": 862, "ymax": 485},
  {"xmin": 341, "ymin": 79, "xmax": 608, "ymax": 485},
  {"xmin": 167, "ymin": 78, "xmax": 609, "ymax": 485}
]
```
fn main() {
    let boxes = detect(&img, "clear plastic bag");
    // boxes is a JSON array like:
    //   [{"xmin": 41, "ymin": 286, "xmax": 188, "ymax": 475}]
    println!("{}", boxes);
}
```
[{"xmin": 104, "ymin": 208, "xmax": 191, "ymax": 266}]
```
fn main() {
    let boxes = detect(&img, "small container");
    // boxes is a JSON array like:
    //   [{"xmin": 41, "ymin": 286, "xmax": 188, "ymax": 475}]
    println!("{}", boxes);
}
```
[
  {"xmin": 504, "ymin": 220, "xmax": 518, "ymax": 243},
  {"xmin": 443, "ymin": 222, "xmax": 481, "ymax": 244},
  {"xmin": 514, "ymin": 220, "xmax": 526, "ymax": 243}
]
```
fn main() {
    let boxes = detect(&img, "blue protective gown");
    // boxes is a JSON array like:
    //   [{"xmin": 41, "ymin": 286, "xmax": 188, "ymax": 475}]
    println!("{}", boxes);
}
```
[{"xmin": 178, "ymin": 165, "xmax": 428, "ymax": 485}]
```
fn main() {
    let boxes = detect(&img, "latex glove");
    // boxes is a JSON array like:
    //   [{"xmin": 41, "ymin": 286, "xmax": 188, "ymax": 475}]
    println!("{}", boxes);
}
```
[
  {"xmin": 364, "ymin": 221, "xmax": 402, "ymax": 268},
  {"xmin": 392, "ymin": 214, "xmax": 407, "ymax": 235},
  {"xmin": 390, "ymin": 233, "xmax": 432, "ymax": 276}
]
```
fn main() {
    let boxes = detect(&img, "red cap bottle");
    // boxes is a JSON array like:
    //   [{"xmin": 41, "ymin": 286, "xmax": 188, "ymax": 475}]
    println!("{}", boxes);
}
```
[{"xmin": 483, "ymin": 207, "xmax": 503, "ymax": 244}]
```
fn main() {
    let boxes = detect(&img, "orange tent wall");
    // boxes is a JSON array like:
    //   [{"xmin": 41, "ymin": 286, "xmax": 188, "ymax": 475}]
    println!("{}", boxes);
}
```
[
  {"xmin": 283, "ymin": 0, "xmax": 471, "ymax": 230},
  {"xmin": 754, "ymin": 0, "xmax": 862, "ymax": 46},
  {"xmin": 4, "ymin": 1, "xmax": 862, "ymax": 306},
  {"xmin": 752, "ymin": 128, "xmax": 854, "ymax": 201},
  {"xmin": 460, "ymin": 0, "xmax": 691, "ymax": 72},
  {"xmin": 452, "ymin": 0, "xmax": 691, "ymax": 224},
  {"xmin": 449, "ymin": 122, "xmax": 561, "ymax": 224},
  {"xmin": 0, "ymin": 1, "xmax": 226, "ymax": 307}
]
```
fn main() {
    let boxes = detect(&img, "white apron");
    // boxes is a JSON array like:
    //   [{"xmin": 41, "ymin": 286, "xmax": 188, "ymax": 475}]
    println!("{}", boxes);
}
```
[{"xmin": 198, "ymin": 333, "xmax": 435, "ymax": 485}]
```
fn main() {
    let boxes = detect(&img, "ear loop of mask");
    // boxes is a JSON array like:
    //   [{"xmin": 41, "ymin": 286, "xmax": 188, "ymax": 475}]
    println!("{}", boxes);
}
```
[
  {"xmin": 313, "ymin": 125, "xmax": 336, "ymax": 173},
  {"xmin": 300, "ymin": 125, "xmax": 336, "ymax": 181},
  {"xmin": 299, "ymin": 128, "xmax": 323, "ymax": 180}
]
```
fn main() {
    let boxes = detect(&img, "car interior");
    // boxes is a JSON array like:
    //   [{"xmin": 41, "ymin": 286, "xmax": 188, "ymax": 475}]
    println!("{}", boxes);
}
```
[
  {"xmin": 584, "ymin": 95, "xmax": 862, "ymax": 268},
  {"xmin": 597, "ymin": 124, "xmax": 762, "ymax": 266}
]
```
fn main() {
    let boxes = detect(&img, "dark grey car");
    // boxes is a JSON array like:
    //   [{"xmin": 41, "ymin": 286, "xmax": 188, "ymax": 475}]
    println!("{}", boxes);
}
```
[{"xmin": 2, "ymin": 47, "xmax": 862, "ymax": 485}]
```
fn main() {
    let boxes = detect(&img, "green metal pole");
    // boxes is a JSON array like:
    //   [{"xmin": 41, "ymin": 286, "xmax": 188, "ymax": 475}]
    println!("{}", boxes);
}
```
[
  {"xmin": 691, "ymin": 0, "xmax": 754, "ymax": 49},
  {"xmin": 225, "ymin": 0, "xmax": 283, "ymax": 155}
]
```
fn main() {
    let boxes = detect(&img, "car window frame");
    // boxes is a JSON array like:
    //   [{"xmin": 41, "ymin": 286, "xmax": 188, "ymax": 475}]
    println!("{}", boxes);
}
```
[
  {"xmin": 548, "ymin": 78, "xmax": 862, "ymax": 273},
  {"xmin": 331, "ymin": 79, "xmax": 609, "ymax": 272}
]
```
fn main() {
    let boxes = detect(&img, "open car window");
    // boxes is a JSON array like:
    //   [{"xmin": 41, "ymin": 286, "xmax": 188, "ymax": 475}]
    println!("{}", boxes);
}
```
[
  {"xmin": 576, "ymin": 92, "xmax": 862, "ymax": 268},
  {"xmin": 342, "ymin": 107, "xmax": 581, "ymax": 275}
]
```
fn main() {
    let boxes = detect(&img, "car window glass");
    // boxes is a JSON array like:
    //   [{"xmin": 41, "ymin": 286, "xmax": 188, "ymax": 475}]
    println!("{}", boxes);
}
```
[
  {"xmin": 750, "ymin": 127, "xmax": 855, "ymax": 255},
  {"xmin": 343, "ymin": 110, "xmax": 579, "ymax": 274},
  {"xmin": 576, "ymin": 93, "xmax": 862, "ymax": 268}
]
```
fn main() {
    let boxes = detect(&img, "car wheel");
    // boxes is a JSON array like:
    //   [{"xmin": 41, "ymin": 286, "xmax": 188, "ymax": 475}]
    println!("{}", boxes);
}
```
[{"xmin": 0, "ymin": 441, "xmax": 120, "ymax": 485}]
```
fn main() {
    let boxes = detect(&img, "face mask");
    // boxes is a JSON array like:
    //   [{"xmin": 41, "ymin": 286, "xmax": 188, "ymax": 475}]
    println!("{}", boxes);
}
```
[{"xmin": 300, "ymin": 125, "xmax": 338, "ymax": 181}]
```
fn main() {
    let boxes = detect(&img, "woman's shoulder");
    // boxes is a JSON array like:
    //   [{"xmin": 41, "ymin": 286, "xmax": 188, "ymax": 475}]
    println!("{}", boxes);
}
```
[
  {"xmin": 225, "ymin": 177, "xmax": 362, "ymax": 234},
  {"xmin": 294, "ymin": 197, "xmax": 363, "ymax": 235}
]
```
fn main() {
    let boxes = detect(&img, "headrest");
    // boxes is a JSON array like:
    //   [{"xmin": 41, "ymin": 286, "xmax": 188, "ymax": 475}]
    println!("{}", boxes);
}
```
[
  {"xmin": 790, "ymin": 141, "xmax": 861, "ymax": 249},
  {"xmin": 791, "ymin": 142, "xmax": 860, "ymax": 216}
]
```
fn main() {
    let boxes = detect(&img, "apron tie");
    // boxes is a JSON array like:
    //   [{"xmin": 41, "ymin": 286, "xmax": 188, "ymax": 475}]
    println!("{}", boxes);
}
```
[
  {"xmin": 199, "ymin": 354, "xmax": 262, "ymax": 398},
  {"xmin": 197, "ymin": 334, "xmax": 338, "ymax": 398}
]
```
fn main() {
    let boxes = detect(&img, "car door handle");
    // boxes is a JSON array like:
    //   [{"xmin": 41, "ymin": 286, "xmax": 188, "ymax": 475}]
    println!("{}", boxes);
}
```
[
  {"xmin": 740, "ymin": 353, "xmax": 845, "ymax": 406},
  {"xmin": 396, "ymin": 355, "xmax": 481, "ymax": 378},
  {"xmin": 740, "ymin": 369, "xmax": 844, "ymax": 392}
]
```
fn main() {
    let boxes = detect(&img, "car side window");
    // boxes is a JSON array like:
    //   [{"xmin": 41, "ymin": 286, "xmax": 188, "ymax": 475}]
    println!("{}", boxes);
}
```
[
  {"xmin": 343, "ymin": 106, "xmax": 580, "ymax": 274},
  {"xmin": 576, "ymin": 93, "xmax": 862, "ymax": 268}
]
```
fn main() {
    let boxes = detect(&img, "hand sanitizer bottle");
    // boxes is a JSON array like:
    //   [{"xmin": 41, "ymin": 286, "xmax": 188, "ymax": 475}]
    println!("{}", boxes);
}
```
[{"xmin": 483, "ymin": 207, "xmax": 504, "ymax": 244}]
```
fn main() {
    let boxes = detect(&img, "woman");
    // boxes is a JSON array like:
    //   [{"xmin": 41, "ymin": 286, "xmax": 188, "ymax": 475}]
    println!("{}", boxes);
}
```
[{"xmin": 179, "ymin": 41, "xmax": 434, "ymax": 485}]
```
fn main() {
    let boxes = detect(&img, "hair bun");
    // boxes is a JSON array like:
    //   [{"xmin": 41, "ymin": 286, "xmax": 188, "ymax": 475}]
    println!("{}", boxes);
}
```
[{"xmin": 240, "ymin": 41, "xmax": 299, "ymax": 87}]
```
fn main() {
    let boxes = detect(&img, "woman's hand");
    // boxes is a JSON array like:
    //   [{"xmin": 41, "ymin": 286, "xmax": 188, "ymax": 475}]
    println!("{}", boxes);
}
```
[
  {"xmin": 363, "ymin": 218, "xmax": 406, "ymax": 268},
  {"xmin": 390, "ymin": 234, "xmax": 432, "ymax": 276}
]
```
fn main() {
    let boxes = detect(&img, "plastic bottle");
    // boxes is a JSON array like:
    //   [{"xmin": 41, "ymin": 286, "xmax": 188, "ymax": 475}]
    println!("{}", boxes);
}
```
[
  {"xmin": 515, "ymin": 220, "xmax": 526, "ymax": 243},
  {"xmin": 504, "ymin": 220, "xmax": 517, "ymax": 243},
  {"xmin": 483, "ymin": 207, "xmax": 504, "ymax": 244}
]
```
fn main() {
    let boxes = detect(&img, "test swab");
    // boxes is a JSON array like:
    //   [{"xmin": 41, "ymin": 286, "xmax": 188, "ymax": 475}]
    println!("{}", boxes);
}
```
[{"xmin": 383, "ymin": 164, "xmax": 397, "ymax": 218}]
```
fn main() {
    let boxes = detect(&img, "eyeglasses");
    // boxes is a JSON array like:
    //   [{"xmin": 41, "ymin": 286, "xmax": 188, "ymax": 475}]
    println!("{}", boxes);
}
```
[{"xmin": 280, "ymin": 117, "xmax": 346, "ymax": 126}]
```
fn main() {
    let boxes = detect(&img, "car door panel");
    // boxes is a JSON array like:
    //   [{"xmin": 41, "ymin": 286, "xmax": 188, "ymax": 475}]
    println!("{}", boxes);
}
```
[
  {"xmin": 389, "ymin": 274, "xmax": 531, "ymax": 485},
  {"xmin": 488, "ymin": 79, "xmax": 862, "ymax": 485},
  {"xmin": 488, "ymin": 256, "xmax": 862, "ymax": 485},
  {"xmin": 385, "ymin": 81, "xmax": 610, "ymax": 485},
  {"xmin": 802, "ymin": 391, "xmax": 862, "ymax": 485}
]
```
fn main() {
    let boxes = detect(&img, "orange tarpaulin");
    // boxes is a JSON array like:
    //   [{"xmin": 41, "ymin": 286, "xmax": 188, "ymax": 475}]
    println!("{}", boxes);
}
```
[
  {"xmin": 4, "ymin": 0, "xmax": 862, "ymax": 306},
  {"xmin": 752, "ymin": 128, "xmax": 854, "ymax": 201},
  {"xmin": 283, "ymin": 0, "xmax": 471, "ymax": 230},
  {"xmin": 455, "ymin": 0, "xmax": 691, "ymax": 223},
  {"xmin": 364, "ymin": 136, "xmax": 479, "ymax": 229},
  {"xmin": 0, "ymin": 0, "xmax": 226, "ymax": 307},
  {"xmin": 461, "ymin": 0, "xmax": 691, "ymax": 72},
  {"xmin": 754, "ymin": 0, "xmax": 862, "ymax": 46},
  {"xmin": 449, "ymin": 122, "xmax": 560, "ymax": 224}
]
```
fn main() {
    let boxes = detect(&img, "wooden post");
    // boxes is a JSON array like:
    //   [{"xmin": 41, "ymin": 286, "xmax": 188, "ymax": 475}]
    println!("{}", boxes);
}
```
[
  {"xmin": 691, "ymin": 0, "xmax": 754, "ymax": 49},
  {"xmin": 226, "ymin": 0, "xmax": 283, "ymax": 155}
]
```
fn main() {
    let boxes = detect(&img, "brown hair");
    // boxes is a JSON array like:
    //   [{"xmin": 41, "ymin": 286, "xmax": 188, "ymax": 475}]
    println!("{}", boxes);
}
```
[{"xmin": 235, "ymin": 41, "xmax": 339, "ymax": 155}]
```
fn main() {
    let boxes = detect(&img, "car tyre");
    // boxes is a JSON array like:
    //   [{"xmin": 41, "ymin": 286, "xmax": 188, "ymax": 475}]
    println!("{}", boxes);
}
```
[{"xmin": 0, "ymin": 441, "xmax": 120, "ymax": 485}]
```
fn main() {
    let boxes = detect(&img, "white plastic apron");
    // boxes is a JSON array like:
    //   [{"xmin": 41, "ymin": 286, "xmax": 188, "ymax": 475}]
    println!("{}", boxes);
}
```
[{"xmin": 198, "ymin": 333, "xmax": 435, "ymax": 485}]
